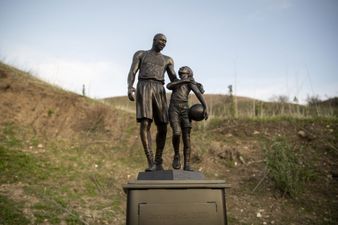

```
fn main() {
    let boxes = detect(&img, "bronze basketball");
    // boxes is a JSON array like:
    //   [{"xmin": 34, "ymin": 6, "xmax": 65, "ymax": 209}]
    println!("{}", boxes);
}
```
[{"xmin": 189, "ymin": 104, "xmax": 205, "ymax": 121}]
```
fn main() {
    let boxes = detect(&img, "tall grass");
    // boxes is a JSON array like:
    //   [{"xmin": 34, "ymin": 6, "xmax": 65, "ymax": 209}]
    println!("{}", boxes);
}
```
[
  {"xmin": 264, "ymin": 138, "xmax": 315, "ymax": 198},
  {"xmin": 203, "ymin": 95, "xmax": 337, "ymax": 119},
  {"xmin": 105, "ymin": 94, "xmax": 337, "ymax": 119}
]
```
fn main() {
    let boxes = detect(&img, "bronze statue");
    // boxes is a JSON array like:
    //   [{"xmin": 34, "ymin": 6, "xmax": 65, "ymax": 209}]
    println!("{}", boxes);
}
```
[
  {"xmin": 127, "ymin": 33, "xmax": 178, "ymax": 171},
  {"xmin": 167, "ymin": 66, "xmax": 208, "ymax": 171}
]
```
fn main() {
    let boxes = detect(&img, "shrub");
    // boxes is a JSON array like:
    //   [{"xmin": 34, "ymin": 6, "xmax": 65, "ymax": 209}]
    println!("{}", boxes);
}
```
[{"xmin": 264, "ymin": 138, "xmax": 315, "ymax": 198}]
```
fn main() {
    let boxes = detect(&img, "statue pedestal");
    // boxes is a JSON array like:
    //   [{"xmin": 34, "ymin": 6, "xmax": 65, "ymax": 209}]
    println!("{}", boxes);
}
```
[{"xmin": 123, "ymin": 170, "xmax": 230, "ymax": 225}]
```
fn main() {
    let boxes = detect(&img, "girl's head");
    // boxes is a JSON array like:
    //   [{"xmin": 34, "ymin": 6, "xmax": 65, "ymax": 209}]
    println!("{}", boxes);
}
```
[{"xmin": 178, "ymin": 66, "xmax": 193, "ymax": 79}]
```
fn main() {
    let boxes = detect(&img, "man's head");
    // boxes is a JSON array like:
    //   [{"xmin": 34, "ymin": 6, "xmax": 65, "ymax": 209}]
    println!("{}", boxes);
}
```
[
  {"xmin": 152, "ymin": 33, "xmax": 167, "ymax": 52},
  {"xmin": 178, "ymin": 66, "xmax": 193, "ymax": 79}
]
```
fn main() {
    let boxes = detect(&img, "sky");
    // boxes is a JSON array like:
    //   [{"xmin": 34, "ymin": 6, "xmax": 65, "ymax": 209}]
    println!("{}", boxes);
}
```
[{"xmin": 0, "ymin": 0, "xmax": 337, "ymax": 103}]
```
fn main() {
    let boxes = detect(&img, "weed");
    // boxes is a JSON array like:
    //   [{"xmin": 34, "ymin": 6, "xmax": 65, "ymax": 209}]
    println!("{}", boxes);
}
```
[
  {"xmin": 30, "ymin": 136, "xmax": 39, "ymax": 147},
  {"xmin": 1, "ymin": 123, "xmax": 22, "ymax": 147},
  {"xmin": 33, "ymin": 202, "xmax": 63, "ymax": 224},
  {"xmin": 0, "ymin": 195, "xmax": 30, "ymax": 225},
  {"xmin": 47, "ymin": 109, "xmax": 54, "ymax": 117},
  {"xmin": 264, "ymin": 138, "xmax": 315, "ymax": 198}
]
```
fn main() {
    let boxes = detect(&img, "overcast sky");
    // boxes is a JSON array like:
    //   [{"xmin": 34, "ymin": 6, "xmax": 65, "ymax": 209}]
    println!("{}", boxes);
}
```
[{"xmin": 0, "ymin": 0, "xmax": 337, "ymax": 103}]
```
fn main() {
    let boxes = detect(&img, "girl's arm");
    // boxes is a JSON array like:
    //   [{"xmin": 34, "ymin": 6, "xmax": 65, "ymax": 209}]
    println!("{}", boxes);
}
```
[
  {"xmin": 190, "ymin": 83, "xmax": 208, "ymax": 120},
  {"xmin": 166, "ymin": 79, "xmax": 191, "ymax": 90}
]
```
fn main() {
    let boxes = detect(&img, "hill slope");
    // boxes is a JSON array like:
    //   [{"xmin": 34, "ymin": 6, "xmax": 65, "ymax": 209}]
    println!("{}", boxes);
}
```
[
  {"xmin": 0, "ymin": 62, "xmax": 139, "ymax": 224},
  {"xmin": 0, "ymin": 62, "xmax": 131, "ymax": 140},
  {"xmin": 1, "ymin": 62, "xmax": 337, "ymax": 225}
]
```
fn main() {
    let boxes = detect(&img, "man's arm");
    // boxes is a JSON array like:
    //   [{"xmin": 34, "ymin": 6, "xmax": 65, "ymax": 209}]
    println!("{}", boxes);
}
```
[
  {"xmin": 190, "ymin": 83, "xmax": 208, "ymax": 120},
  {"xmin": 166, "ymin": 57, "xmax": 178, "ymax": 82},
  {"xmin": 127, "ymin": 51, "xmax": 143, "ymax": 101}
]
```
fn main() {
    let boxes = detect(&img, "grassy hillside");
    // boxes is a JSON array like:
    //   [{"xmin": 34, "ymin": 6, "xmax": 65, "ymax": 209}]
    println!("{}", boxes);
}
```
[
  {"xmin": 1, "ymin": 62, "xmax": 337, "ymax": 225},
  {"xmin": 105, "ymin": 93, "xmax": 337, "ymax": 119},
  {"xmin": 0, "ymin": 62, "xmax": 141, "ymax": 225}
]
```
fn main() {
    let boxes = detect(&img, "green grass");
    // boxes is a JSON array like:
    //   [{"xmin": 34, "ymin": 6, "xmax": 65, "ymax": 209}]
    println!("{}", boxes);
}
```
[
  {"xmin": 1, "ymin": 123, "xmax": 22, "ymax": 148},
  {"xmin": 0, "ymin": 195, "xmax": 30, "ymax": 225},
  {"xmin": 29, "ymin": 190, "xmax": 84, "ymax": 225},
  {"xmin": 264, "ymin": 138, "xmax": 316, "ymax": 198},
  {"xmin": 0, "ymin": 123, "xmax": 51, "ymax": 184},
  {"xmin": 0, "ymin": 145, "xmax": 51, "ymax": 184},
  {"xmin": 0, "ymin": 122, "xmax": 129, "ymax": 224},
  {"xmin": 0, "ymin": 124, "xmax": 86, "ymax": 224}
]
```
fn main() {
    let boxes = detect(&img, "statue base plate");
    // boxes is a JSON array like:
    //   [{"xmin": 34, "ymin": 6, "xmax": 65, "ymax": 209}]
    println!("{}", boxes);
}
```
[{"xmin": 137, "ymin": 169, "xmax": 205, "ymax": 180}]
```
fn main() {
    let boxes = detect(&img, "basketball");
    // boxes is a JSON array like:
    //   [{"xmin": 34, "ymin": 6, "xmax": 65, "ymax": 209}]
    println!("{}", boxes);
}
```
[{"xmin": 189, "ymin": 104, "xmax": 205, "ymax": 121}]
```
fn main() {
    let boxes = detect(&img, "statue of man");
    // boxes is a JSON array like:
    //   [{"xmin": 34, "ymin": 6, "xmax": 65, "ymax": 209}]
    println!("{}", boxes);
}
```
[{"xmin": 127, "ymin": 33, "xmax": 178, "ymax": 171}]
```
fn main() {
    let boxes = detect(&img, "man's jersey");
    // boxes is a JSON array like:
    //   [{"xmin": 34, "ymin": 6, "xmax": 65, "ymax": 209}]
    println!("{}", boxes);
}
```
[{"xmin": 139, "ymin": 51, "xmax": 168, "ymax": 83}]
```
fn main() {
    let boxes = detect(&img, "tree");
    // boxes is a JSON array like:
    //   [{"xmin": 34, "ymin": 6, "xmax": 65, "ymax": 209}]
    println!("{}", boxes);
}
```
[
  {"xmin": 277, "ymin": 95, "xmax": 289, "ymax": 104},
  {"xmin": 306, "ymin": 95, "xmax": 321, "ymax": 106},
  {"xmin": 228, "ymin": 84, "xmax": 237, "ymax": 118}
]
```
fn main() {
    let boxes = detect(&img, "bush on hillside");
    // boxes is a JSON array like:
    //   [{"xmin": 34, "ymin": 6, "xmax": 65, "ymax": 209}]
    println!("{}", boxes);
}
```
[{"xmin": 264, "ymin": 138, "xmax": 315, "ymax": 198}]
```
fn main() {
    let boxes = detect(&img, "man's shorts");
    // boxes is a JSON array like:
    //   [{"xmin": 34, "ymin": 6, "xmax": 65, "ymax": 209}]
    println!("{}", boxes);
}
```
[
  {"xmin": 169, "ymin": 102, "xmax": 192, "ymax": 135},
  {"xmin": 136, "ymin": 79, "xmax": 168, "ymax": 124}
]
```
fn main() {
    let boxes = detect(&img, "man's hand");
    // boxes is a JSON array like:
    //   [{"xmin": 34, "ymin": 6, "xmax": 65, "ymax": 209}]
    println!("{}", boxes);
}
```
[
  {"xmin": 128, "ymin": 87, "xmax": 136, "ymax": 101},
  {"xmin": 203, "ymin": 108, "xmax": 209, "ymax": 120}
]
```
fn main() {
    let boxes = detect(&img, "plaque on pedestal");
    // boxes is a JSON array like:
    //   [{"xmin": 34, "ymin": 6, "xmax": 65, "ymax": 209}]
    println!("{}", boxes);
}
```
[
  {"xmin": 137, "ymin": 169, "xmax": 205, "ymax": 180},
  {"xmin": 123, "ymin": 171, "xmax": 229, "ymax": 225}
]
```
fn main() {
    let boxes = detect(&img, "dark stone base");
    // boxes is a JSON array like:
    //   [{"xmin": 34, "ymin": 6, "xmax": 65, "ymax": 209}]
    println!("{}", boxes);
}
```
[
  {"xmin": 137, "ymin": 169, "xmax": 205, "ymax": 180},
  {"xmin": 123, "ymin": 180, "xmax": 229, "ymax": 225}
]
